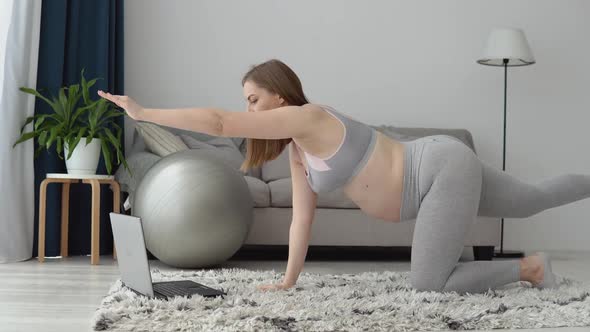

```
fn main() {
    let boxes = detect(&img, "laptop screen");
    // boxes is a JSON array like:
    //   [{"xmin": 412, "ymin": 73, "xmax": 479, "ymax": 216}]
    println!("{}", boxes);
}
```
[{"xmin": 109, "ymin": 213, "xmax": 155, "ymax": 297}]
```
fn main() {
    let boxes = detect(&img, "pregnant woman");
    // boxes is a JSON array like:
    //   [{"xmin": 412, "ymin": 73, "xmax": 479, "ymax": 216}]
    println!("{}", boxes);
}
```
[{"xmin": 98, "ymin": 59, "xmax": 590, "ymax": 295}]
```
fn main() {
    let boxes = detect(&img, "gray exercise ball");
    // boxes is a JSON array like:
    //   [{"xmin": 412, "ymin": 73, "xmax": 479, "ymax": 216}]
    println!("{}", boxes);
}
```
[{"xmin": 132, "ymin": 149, "xmax": 253, "ymax": 268}]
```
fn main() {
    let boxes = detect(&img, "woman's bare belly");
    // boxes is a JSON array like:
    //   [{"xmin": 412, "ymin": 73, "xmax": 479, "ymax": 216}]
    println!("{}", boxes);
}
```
[{"xmin": 342, "ymin": 131, "xmax": 405, "ymax": 222}]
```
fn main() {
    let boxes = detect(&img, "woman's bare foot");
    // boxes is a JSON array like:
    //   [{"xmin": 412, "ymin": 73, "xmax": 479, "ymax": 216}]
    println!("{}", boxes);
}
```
[{"xmin": 520, "ymin": 253, "xmax": 544, "ymax": 286}]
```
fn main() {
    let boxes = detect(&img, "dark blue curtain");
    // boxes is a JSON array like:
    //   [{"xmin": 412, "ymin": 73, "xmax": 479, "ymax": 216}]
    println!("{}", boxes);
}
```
[{"xmin": 32, "ymin": 0, "xmax": 124, "ymax": 258}]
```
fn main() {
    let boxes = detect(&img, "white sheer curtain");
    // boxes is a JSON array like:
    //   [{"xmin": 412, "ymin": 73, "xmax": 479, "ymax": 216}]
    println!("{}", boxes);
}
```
[{"xmin": 0, "ymin": 0, "xmax": 42, "ymax": 263}]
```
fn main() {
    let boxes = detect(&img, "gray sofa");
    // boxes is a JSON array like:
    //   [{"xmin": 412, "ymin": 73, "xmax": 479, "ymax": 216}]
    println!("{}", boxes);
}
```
[{"xmin": 115, "ymin": 124, "xmax": 500, "ymax": 261}]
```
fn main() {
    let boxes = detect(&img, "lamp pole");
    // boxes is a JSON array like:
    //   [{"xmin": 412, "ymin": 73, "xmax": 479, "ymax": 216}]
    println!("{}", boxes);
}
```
[
  {"xmin": 494, "ymin": 58, "xmax": 524, "ymax": 258},
  {"xmin": 476, "ymin": 27, "xmax": 535, "ymax": 258}
]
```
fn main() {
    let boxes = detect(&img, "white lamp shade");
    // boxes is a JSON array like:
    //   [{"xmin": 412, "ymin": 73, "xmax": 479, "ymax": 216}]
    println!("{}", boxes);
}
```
[{"xmin": 477, "ymin": 27, "xmax": 535, "ymax": 66}]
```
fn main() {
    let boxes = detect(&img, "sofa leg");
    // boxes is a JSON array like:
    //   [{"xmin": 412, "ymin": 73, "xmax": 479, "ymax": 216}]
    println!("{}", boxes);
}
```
[{"xmin": 473, "ymin": 246, "xmax": 494, "ymax": 261}]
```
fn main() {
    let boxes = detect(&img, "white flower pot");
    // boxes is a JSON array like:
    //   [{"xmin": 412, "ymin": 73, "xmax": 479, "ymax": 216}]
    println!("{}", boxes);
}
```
[{"xmin": 64, "ymin": 137, "xmax": 102, "ymax": 175}]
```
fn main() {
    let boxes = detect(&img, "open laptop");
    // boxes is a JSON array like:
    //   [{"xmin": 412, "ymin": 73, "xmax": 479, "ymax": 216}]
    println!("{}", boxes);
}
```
[{"xmin": 109, "ymin": 212, "xmax": 227, "ymax": 300}]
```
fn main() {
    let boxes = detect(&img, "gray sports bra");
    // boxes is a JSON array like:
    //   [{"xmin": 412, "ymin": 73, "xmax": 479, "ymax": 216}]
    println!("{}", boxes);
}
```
[{"xmin": 294, "ymin": 105, "xmax": 377, "ymax": 193}]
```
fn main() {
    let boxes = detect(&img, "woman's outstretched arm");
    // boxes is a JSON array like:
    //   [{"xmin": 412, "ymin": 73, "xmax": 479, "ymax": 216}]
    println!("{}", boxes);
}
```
[
  {"xmin": 97, "ymin": 90, "xmax": 319, "ymax": 140},
  {"xmin": 98, "ymin": 90, "xmax": 223, "ymax": 136},
  {"xmin": 141, "ymin": 107, "xmax": 223, "ymax": 136}
]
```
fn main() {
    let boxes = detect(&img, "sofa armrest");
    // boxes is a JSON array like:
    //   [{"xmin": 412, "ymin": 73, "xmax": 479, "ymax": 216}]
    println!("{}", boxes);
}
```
[{"xmin": 114, "ymin": 151, "xmax": 162, "ymax": 204}]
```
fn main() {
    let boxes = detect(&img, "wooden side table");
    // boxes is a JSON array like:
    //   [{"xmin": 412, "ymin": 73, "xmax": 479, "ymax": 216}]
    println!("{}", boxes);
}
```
[{"xmin": 38, "ymin": 173, "xmax": 121, "ymax": 265}]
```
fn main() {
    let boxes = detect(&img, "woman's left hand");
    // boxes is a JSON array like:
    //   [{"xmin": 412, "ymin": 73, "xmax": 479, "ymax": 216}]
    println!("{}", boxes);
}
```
[
  {"xmin": 97, "ymin": 90, "xmax": 145, "ymax": 121},
  {"xmin": 256, "ymin": 282, "xmax": 294, "ymax": 292}
]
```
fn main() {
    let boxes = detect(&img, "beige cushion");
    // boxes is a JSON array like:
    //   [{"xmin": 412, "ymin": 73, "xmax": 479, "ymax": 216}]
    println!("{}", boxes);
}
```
[
  {"xmin": 180, "ymin": 134, "xmax": 245, "ymax": 171},
  {"xmin": 243, "ymin": 175, "xmax": 270, "ymax": 207},
  {"xmin": 238, "ymin": 139, "xmax": 262, "ymax": 179},
  {"xmin": 135, "ymin": 122, "xmax": 188, "ymax": 157},
  {"xmin": 261, "ymin": 146, "xmax": 291, "ymax": 182}
]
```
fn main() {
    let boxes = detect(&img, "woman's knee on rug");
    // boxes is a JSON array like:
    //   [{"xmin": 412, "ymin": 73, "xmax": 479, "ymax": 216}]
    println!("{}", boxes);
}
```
[
  {"xmin": 410, "ymin": 271, "xmax": 477, "ymax": 295},
  {"xmin": 409, "ymin": 270, "xmax": 449, "ymax": 293}
]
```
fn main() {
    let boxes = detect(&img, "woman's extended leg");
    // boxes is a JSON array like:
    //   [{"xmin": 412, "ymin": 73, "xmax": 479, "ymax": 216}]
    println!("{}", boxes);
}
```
[
  {"xmin": 477, "ymin": 159, "xmax": 590, "ymax": 218},
  {"xmin": 410, "ymin": 141, "xmax": 522, "ymax": 294}
]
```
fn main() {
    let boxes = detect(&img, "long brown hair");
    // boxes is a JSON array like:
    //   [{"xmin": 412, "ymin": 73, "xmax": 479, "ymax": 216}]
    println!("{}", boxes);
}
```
[{"xmin": 239, "ymin": 59, "xmax": 310, "ymax": 173}]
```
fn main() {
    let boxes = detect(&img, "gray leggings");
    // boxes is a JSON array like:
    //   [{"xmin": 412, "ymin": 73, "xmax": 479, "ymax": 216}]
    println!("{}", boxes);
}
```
[{"xmin": 399, "ymin": 135, "xmax": 590, "ymax": 294}]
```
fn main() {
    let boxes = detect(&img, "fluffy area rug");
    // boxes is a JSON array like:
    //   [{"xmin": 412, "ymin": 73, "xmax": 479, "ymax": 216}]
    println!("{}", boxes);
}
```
[{"xmin": 91, "ymin": 267, "xmax": 590, "ymax": 331}]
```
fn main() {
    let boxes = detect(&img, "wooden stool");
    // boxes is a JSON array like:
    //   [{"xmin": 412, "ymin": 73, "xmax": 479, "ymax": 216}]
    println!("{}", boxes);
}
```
[{"xmin": 38, "ymin": 173, "xmax": 121, "ymax": 265}]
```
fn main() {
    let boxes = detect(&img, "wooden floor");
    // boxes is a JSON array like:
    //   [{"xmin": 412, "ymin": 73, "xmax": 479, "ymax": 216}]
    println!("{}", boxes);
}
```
[{"xmin": 0, "ymin": 250, "xmax": 589, "ymax": 332}]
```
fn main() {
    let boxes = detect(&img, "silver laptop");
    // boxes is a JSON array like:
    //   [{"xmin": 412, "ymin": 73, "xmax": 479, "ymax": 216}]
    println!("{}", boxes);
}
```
[{"xmin": 109, "ymin": 212, "xmax": 227, "ymax": 299}]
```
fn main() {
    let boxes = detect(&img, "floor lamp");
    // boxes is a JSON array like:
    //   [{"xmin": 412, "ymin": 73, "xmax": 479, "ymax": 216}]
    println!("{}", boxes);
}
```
[{"xmin": 476, "ymin": 27, "xmax": 535, "ymax": 258}]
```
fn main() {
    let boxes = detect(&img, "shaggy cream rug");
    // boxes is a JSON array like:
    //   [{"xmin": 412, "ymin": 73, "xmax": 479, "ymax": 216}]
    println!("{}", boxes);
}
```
[{"xmin": 91, "ymin": 267, "xmax": 590, "ymax": 331}]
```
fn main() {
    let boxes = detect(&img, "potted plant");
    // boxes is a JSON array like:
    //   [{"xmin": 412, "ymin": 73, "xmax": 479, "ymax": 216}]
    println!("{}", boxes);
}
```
[{"xmin": 13, "ymin": 68, "xmax": 130, "ymax": 175}]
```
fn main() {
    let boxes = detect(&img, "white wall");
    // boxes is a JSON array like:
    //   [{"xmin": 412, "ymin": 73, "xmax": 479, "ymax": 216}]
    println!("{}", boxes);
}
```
[{"xmin": 124, "ymin": 0, "xmax": 590, "ymax": 252}]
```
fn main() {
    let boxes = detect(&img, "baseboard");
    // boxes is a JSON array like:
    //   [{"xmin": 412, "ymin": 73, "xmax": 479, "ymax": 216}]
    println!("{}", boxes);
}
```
[{"xmin": 228, "ymin": 245, "xmax": 412, "ymax": 261}]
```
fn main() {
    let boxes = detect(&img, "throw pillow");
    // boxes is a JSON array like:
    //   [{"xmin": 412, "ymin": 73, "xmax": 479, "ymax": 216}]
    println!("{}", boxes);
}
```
[
  {"xmin": 135, "ymin": 122, "xmax": 189, "ymax": 157},
  {"xmin": 179, "ymin": 134, "xmax": 245, "ymax": 171}
]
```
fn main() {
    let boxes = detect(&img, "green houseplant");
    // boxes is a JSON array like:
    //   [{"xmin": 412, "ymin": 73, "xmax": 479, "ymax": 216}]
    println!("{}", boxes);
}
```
[{"xmin": 13, "ymin": 68, "xmax": 130, "ymax": 175}]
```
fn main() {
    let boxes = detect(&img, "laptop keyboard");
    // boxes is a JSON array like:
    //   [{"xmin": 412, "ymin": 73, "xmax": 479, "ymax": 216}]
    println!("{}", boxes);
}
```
[{"xmin": 153, "ymin": 282, "xmax": 197, "ymax": 297}]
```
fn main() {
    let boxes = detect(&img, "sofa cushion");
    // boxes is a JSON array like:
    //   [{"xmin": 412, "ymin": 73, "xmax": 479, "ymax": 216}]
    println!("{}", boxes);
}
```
[
  {"xmin": 128, "ymin": 122, "xmax": 264, "ymax": 179},
  {"xmin": 181, "ymin": 134, "xmax": 240, "ymax": 150},
  {"xmin": 243, "ymin": 175, "xmax": 270, "ymax": 207},
  {"xmin": 128, "ymin": 121, "xmax": 249, "ymax": 168},
  {"xmin": 261, "ymin": 145, "xmax": 290, "ymax": 182},
  {"xmin": 268, "ymin": 178, "xmax": 358, "ymax": 208},
  {"xmin": 135, "ymin": 122, "xmax": 189, "ymax": 157},
  {"xmin": 180, "ymin": 134, "xmax": 245, "ymax": 171},
  {"xmin": 238, "ymin": 139, "xmax": 262, "ymax": 179},
  {"xmin": 153, "ymin": 122, "xmax": 244, "ymax": 152},
  {"xmin": 114, "ymin": 151, "xmax": 162, "ymax": 205}
]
